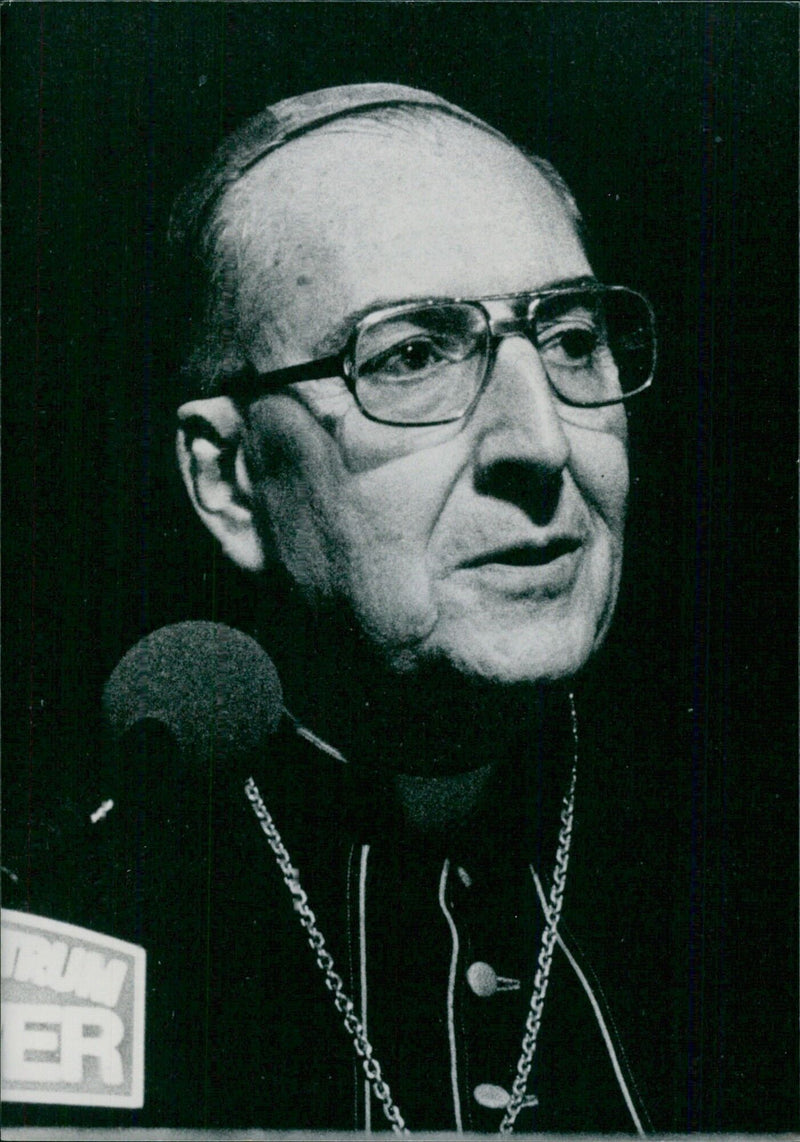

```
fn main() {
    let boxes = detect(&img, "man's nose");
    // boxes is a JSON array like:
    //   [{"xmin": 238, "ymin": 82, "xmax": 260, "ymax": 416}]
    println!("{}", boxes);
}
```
[{"xmin": 471, "ymin": 334, "xmax": 571, "ymax": 477}]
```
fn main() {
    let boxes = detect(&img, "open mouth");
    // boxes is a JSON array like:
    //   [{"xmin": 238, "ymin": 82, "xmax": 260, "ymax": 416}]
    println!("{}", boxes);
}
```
[{"xmin": 464, "ymin": 537, "xmax": 581, "ymax": 569}]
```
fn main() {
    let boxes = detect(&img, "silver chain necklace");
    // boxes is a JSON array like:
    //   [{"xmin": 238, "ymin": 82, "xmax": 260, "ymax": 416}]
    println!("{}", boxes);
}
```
[{"xmin": 244, "ymin": 692, "xmax": 578, "ymax": 1136}]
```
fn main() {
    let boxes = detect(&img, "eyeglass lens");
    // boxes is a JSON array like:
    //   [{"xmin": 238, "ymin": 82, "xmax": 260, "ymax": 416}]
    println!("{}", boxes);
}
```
[
  {"xmin": 352, "ymin": 288, "xmax": 654, "ymax": 425},
  {"xmin": 354, "ymin": 305, "xmax": 488, "ymax": 424}
]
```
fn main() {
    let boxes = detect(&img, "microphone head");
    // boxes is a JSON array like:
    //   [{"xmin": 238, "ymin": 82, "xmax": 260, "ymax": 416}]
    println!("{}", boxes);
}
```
[{"xmin": 103, "ymin": 622, "xmax": 283, "ymax": 762}]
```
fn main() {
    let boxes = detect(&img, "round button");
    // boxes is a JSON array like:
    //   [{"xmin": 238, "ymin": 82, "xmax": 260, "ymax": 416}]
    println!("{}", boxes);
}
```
[
  {"xmin": 474, "ymin": 1082, "xmax": 510, "ymax": 1109},
  {"xmin": 466, "ymin": 961, "xmax": 498, "ymax": 997}
]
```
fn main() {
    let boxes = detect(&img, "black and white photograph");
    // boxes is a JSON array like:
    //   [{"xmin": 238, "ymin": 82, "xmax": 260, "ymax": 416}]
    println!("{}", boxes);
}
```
[{"xmin": 3, "ymin": 3, "xmax": 797, "ymax": 1137}]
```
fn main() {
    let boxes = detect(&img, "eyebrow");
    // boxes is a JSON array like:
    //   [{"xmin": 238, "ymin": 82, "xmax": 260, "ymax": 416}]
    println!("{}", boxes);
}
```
[
  {"xmin": 311, "ymin": 299, "xmax": 403, "ymax": 357},
  {"xmin": 309, "ymin": 275, "xmax": 600, "ymax": 357}
]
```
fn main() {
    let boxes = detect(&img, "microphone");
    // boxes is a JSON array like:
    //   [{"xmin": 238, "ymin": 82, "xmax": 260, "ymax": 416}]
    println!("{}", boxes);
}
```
[
  {"xmin": 102, "ymin": 621, "xmax": 284, "ymax": 765},
  {"xmin": 3, "ymin": 625, "xmax": 284, "ymax": 1114}
]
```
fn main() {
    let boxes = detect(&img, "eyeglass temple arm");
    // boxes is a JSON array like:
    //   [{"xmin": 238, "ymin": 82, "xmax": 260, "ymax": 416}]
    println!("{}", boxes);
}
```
[{"xmin": 219, "ymin": 353, "xmax": 345, "ymax": 397}]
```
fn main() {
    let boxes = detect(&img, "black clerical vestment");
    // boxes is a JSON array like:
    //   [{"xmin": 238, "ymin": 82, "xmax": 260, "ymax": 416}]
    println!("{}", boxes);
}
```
[{"xmin": 4, "ymin": 718, "xmax": 655, "ymax": 1133}]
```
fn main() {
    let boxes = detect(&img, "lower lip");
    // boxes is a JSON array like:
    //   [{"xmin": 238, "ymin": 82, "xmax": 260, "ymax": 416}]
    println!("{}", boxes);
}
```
[{"xmin": 456, "ymin": 548, "xmax": 582, "ymax": 597}]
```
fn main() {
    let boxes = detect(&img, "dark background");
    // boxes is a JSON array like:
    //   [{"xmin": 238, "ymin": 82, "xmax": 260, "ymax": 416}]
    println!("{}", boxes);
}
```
[{"xmin": 3, "ymin": 2, "xmax": 797, "ymax": 1131}]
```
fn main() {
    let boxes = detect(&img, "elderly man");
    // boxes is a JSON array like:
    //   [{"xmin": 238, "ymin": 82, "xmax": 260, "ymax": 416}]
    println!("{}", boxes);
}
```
[
  {"xmin": 147, "ymin": 82, "xmax": 655, "ymax": 1134},
  {"xmin": 6, "ymin": 84, "xmax": 658, "ymax": 1134}
]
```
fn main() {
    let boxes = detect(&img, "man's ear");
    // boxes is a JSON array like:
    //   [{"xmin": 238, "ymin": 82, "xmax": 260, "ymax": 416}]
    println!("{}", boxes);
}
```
[{"xmin": 176, "ymin": 397, "xmax": 266, "ymax": 572}]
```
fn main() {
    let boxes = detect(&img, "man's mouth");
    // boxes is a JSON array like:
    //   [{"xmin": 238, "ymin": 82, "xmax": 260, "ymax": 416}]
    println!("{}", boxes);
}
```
[{"xmin": 463, "ymin": 537, "xmax": 582, "ymax": 569}]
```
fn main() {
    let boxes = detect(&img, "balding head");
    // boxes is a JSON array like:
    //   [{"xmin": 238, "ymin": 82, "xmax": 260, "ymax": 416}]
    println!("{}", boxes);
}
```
[{"xmin": 167, "ymin": 86, "xmax": 583, "ymax": 396}]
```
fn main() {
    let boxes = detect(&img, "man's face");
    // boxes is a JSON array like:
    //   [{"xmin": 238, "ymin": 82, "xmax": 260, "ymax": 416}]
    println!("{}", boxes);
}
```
[{"xmin": 232, "ymin": 118, "xmax": 629, "ymax": 684}]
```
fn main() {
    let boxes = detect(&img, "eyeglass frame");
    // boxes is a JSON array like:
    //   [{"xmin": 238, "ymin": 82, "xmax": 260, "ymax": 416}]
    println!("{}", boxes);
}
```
[{"xmin": 220, "ymin": 282, "xmax": 656, "ymax": 427}]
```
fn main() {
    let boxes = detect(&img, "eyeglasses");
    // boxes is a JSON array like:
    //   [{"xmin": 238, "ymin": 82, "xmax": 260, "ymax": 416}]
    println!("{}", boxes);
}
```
[{"xmin": 224, "ymin": 284, "xmax": 656, "ymax": 427}]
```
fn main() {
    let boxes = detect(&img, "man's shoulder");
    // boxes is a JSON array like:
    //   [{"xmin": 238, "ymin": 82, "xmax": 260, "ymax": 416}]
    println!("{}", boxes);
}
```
[{"xmin": 3, "ymin": 719, "xmax": 344, "ymax": 934}]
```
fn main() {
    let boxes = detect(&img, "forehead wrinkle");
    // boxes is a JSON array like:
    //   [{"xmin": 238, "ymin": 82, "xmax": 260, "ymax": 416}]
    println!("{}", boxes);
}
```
[
  {"xmin": 309, "ymin": 298, "xmax": 418, "ymax": 357},
  {"xmin": 311, "ymin": 274, "xmax": 602, "ymax": 358}
]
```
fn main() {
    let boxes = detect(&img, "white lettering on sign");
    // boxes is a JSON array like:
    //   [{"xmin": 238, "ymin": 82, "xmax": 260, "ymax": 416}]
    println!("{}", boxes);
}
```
[
  {"xmin": 2, "ymin": 1004, "xmax": 124, "ymax": 1086},
  {"xmin": 1, "ymin": 910, "xmax": 145, "ymax": 1108},
  {"xmin": 2, "ymin": 930, "xmax": 128, "ymax": 1007}
]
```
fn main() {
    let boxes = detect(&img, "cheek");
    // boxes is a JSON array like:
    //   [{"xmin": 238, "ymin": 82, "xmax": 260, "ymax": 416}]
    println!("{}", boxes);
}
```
[
  {"xmin": 326, "ymin": 463, "xmax": 452, "ymax": 651},
  {"xmin": 568, "ymin": 423, "xmax": 629, "ymax": 637},
  {"xmin": 565, "ymin": 415, "xmax": 629, "ymax": 541},
  {"xmin": 246, "ymin": 398, "xmax": 352, "ymax": 597},
  {"xmin": 294, "ymin": 380, "xmax": 465, "ymax": 474},
  {"xmin": 246, "ymin": 400, "xmax": 446, "ymax": 648}
]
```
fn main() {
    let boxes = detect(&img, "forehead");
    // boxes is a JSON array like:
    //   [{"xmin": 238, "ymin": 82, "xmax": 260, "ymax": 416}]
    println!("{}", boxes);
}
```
[{"xmin": 224, "ymin": 117, "xmax": 591, "ymax": 356}]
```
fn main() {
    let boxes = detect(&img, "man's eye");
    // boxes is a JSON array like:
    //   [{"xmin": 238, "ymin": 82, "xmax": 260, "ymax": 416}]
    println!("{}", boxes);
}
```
[
  {"xmin": 538, "ymin": 324, "xmax": 600, "ymax": 366},
  {"xmin": 363, "ymin": 337, "xmax": 446, "ymax": 379}
]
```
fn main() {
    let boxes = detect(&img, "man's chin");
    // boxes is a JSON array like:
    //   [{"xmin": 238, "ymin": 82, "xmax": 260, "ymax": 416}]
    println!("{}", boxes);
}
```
[{"xmin": 428, "ymin": 619, "xmax": 603, "ymax": 687}]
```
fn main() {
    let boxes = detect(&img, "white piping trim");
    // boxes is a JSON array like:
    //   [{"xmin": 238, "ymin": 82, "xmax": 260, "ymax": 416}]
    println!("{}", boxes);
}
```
[
  {"xmin": 291, "ymin": 719, "xmax": 349, "ymax": 763},
  {"xmin": 438, "ymin": 859, "xmax": 464, "ymax": 1134},
  {"xmin": 531, "ymin": 869, "xmax": 646, "ymax": 1138},
  {"xmin": 358, "ymin": 844, "xmax": 371, "ymax": 1135},
  {"xmin": 344, "ymin": 843, "xmax": 358, "ymax": 1130}
]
